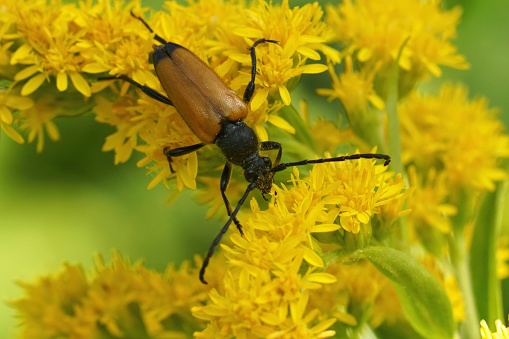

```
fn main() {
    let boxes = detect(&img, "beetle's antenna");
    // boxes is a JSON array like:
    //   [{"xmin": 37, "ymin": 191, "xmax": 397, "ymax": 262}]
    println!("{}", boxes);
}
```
[
  {"xmin": 199, "ymin": 180, "xmax": 258, "ymax": 284},
  {"xmin": 130, "ymin": 10, "xmax": 167, "ymax": 45},
  {"xmin": 270, "ymin": 153, "xmax": 391, "ymax": 173}
]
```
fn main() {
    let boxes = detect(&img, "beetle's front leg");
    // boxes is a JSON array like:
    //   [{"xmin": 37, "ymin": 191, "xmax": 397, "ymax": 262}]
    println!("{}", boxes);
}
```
[{"xmin": 220, "ymin": 162, "xmax": 244, "ymax": 235}]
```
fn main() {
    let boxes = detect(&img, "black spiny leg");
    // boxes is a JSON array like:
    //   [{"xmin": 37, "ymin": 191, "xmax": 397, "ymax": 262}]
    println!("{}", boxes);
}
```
[
  {"xmin": 164, "ymin": 143, "xmax": 206, "ymax": 173},
  {"xmin": 243, "ymin": 38, "xmax": 278, "ymax": 103},
  {"xmin": 220, "ymin": 162, "xmax": 244, "ymax": 235},
  {"xmin": 101, "ymin": 75, "xmax": 173, "ymax": 106},
  {"xmin": 200, "ymin": 180, "xmax": 258, "ymax": 284},
  {"xmin": 100, "ymin": 15, "xmax": 173, "ymax": 105}
]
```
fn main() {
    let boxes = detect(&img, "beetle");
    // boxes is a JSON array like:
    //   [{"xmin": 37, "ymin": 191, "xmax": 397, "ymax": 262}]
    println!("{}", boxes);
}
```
[{"xmin": 108, "ymin": 13, "xmax": 391, "ymax": 284}]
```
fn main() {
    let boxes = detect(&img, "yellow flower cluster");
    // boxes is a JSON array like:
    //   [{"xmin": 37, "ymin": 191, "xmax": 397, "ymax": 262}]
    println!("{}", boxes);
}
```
[
  {"xmin": 192, "ymin": 159, "xmax": 406, "ymax": 337},
  {"xmin": 11, "ymin": 253, "xmax": 212, "ymax": 338},
  {"xmin": 4, "ymin": 0, "xmax": 508, "ymax": 338},
  {"xmin": 401, "ymin": 84, "xmax": 509, "ymax": 192},
  {"xmin": 326, "ymin": 0, "xmax": 469, "ymax": 93}
]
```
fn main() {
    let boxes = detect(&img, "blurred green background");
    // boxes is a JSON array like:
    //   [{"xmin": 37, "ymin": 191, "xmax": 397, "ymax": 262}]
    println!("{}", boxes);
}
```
[{"xmin": 1, "ymin": 0, "xmax": 508, "ymax": 337}]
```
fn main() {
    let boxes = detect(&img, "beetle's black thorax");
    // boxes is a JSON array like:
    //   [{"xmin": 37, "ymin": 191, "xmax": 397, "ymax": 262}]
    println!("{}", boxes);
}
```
[{"xmin": 215, "ymin": 121, "xmax": 259, "ymax": 167}]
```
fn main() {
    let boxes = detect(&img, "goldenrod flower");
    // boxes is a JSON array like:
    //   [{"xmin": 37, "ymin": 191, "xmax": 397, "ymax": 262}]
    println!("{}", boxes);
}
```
[
  {"xmin": 317, "ymin": 57, "xmax": 384, "ymax": 118},
  {"xmin": 407, "ymin": 166, "xmax": 457, "ymax": 234},
  {"xmin": 316, "ymin": 57, "xmax": 385, "ymax": 145},
  {"xmin": 11, "ymin": 253, "xmax": 212, "ymax": 339},
  {"xmin": 193, "ymin": 159, "xmax": 408, "ymax": 337},
  {"xmin": 400, "ymin": 83, "xmax": 509, "ymax": 192},
  {"xmin": 19, "ymin": 95, "xmax": 61, "ymax": 153},
  {"xmin": 327, "ymin": 0, "xmax": 469, "ymax": 94},
  {"xmin": 231, "ymin": 0, "xmax": 338, "ymax": 109},
  {"xmin": 10, "ymin": 0, "xmax": 91, "ymax": 97}
]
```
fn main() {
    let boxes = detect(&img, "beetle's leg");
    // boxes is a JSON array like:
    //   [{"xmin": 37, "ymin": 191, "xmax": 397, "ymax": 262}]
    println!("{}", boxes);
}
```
[
  {"xmin": 243, "ymin": 38, "xmax": 279, "ymax": 103},
  {"xmin": 101, "ymin": 75, "xmax": 173, "ymax": 106},
  {"xmin": 220, "ymin": 162, "xmax": 244, "ymax": 235},
  {"xmin": 164, "ymin": 143, "xmax": 206, "ymax": 173},
  {"xmin": 258, "ymin": 141, "xmax": 282, "ymax": 201},
  {"xmin": 270, "ymin": 153, "xmax": 392, "ymax": 173},
  {"xmin": 130, "ymin": 11, "xmax": 167, "ymax": 45},
  {"xmin": 260, "ymin": 141, "xmax": 282, "ymax": 167},
  {"xmin": 200, "ymin": 180, "xmax": 258, "ymax": 284}
]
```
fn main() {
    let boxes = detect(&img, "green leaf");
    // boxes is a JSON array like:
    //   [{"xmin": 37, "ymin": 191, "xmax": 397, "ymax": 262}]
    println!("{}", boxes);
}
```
[
  {"xmin": 363, "ymin": 246, "xmax": 455, "ymax": 339},
  {"xmin": 471, "ymin": 181, "xmax": 505, "ymax": 325}
]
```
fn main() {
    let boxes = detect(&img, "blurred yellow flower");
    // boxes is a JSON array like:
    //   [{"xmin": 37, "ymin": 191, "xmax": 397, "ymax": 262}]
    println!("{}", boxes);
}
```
[
  {"xmin": 327, "ymin": 0, "xmax": 469, "ymax": 90},
  {"xmin": 400, "ymin": 83, "xmax": 509, "ymax": 192},
  {"xmin": 11, "ymin": 252, "xmax": 212, "ymax": 339}
]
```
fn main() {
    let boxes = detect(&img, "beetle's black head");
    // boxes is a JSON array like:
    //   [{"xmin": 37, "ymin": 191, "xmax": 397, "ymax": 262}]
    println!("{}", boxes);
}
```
[{"xmin": 243, "ymin": 156, "xmax": 274, "ymax": 195}]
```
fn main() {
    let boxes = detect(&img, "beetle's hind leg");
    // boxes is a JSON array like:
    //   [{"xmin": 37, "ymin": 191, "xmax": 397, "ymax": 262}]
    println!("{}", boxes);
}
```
[
  {"xmin": 163, "ymin": 143, "xmax": 206, "ymax": 173},
  {"xmin": 100, "ymin": 75, "xmax": 174, "ymax": 106}
]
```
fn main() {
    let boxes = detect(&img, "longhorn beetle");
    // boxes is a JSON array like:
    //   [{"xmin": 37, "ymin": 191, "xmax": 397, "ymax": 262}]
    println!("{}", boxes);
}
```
[{"xmin": 107, "ymin": 13, "xmax": 391, "ymax": 284}]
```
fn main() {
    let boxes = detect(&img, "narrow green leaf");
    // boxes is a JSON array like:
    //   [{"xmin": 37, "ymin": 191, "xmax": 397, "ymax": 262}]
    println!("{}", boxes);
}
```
[
  {"xmin": 471, "ymin": 181, "xmax": 505, "ymax": 325},
  {"xmin": 364, "ymin": 246, "xmax": 455, "ymax": 339}
]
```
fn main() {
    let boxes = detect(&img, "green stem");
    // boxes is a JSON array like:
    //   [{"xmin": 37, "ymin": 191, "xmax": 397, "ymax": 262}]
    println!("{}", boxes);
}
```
[
  {"xmin": 385, "ymin": 39, "xmax": 409, "ymax": 248},
  {"xmin": 451, "ymin": 232, "xmax": 480, "ymax": 339}
]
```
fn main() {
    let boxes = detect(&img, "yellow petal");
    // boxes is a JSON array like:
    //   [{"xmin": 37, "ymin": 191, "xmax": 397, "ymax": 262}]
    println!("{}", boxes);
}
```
[
  {"xmin": 267, "ymin": 115, "xmax": 295, "ymax": 134},
  {"xmin": 132, "ymin": 69, "xmax": 146, "ymax": 84},
  {"xmin": 300, "ymin": 63, "xmax": 328, "ymax": 74},
  {"xmin": 1, "ymin": 123, "xmax": 25, "ymax": 144},
  {"xmin": 250, "ymin": 87, "xmax": 269, "ymax": 111},
  {"xmin": 5, "ymin": 95, "xmax": 33, "ymax": 110},
  {"xmin": 368, "ymin": 94, "xmax": 385, "ymax": 110},
  {"xmin": 187, "ymin": 151, "xmax": 198, "ymax": 189},
  {"xmin": 296, "ymin": 46, "xmax": 320, "ymax": 60},
  {"xmin": 147, "ymin": 169, "xmax": 166, "ymax": 190},
  {"xmin": 307, "ymin": 272, "xmax": 337, "ymax": 284},
  {"xmin": 10, "ymin": 44, "xmax": 33, "ymax": 64},
  {"xmin": 233, "ymin": 27, "xmax": 263, "ymax": 38},
  {"xmin": 0, "ymin": 106, "xmax": 12, "ymax": 123},
  {"xmin": 21, "ymin": 73, "xmax": 46, "ymax": 96},
  {"xmin": 278, "ymin": 85, "xmax": 291, "ymax": 105},
  {"xmin": 358, "ymin": 47, "xmax": 373, "ymax": 62},
  {"xmin": 309, "ymin": 223, "xmax": 340, "ymax": 233},
  {"xmin": 45, "ymin": 121, "xmax": 60, "ymax": 141},
  {"xmin": 70, "ymin": 72, "xmax": 91, "ymax": 97},
  {"xmin": 14, "ymin": 65, "xmax": 39, "ymax": 81},
  {"xmin": 303, "ymin": 247, "xmax": 324, "ymax": 267},
  {"xmin": 254, "ymin": 124, "xmax": 268, "ymax": 142},
  {"xmin": 56, "ymin": 72, "xmax": 68, "ymax": 92},
  {"xmin": 178, "ymin": 153, "xmax": 197, "ymax": 190},
  {"xmin": 310, "ymin": 319, "xmax": 337, "ymax": 335},
  {"xmin": 357, "ymin": 212, "xmax": 370, "ymax": 224},
  {"xmin": 82, "ymin": 62, "xmax": 110, "ymax": 73},
  {"xmin": 425, "ymin": 61, "xmax": 442, "ymax": 77}
]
